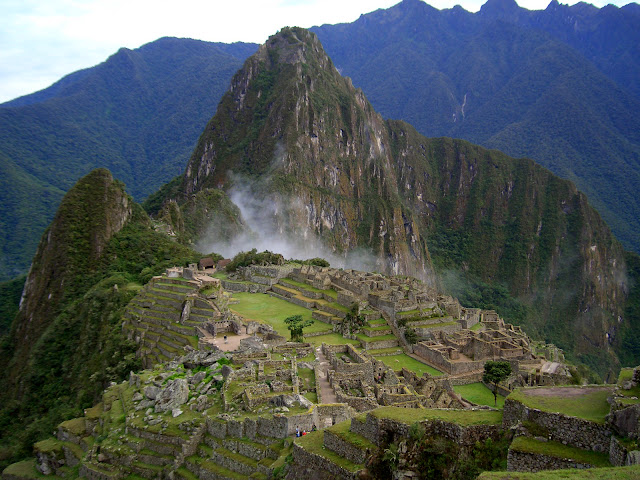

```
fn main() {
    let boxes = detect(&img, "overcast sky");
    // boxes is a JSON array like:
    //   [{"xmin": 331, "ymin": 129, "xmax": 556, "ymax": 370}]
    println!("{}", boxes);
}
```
[{"xmin": 0, "ymin": 0, "xmax": 633, "ymax": 103}]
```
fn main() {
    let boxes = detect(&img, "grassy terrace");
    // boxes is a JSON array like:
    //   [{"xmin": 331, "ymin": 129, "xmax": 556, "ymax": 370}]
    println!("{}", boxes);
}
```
[
  {"xmin": 454, "ymin": 382, "xmax": 505, "ymax": 408},
  {"xmin": 230, "ymin": 292, "xmax": 328, "ymax": 336},
  {"xmin": 478, "ymin": 465, "xmax": 640, "ymax": 480},
  {"xmin": 280, "ymin": 278, "xmax": 338, "ymax": 298},
  {"xmin": 373, "ymin": 354, "xmax": 443, "ymax": 377},
  {"xmin": 508, "ymin": 386, "xmax": 613, "ymax": 424},
  {"xmin": 419, "ymin": 321, "xmax": 459, "ymax": 329},
  {"xmin": 368, "ymin": 406, "xmax": 503, "ymax": 426},
  {"xmin": 326, "ymin": 420, "xmax": 376, "ymax": 450},
  {"xmin": 509, "ymin": 436, "xmax": 611, "ymax": 467},
  {"xmin": 356, "ymin": 333, "xmax": 396, "ymax": 343},
  {"xmin": 306, "ymin": 333, "xmax": 359, "ymax": 347},
  {"xmin": 3, "ymin": 459, "xmax": 65, "ymax": 478},
  {"xmin": 294, "ymin": 430, "xmax": 363, "ymax": 472},
  {"xmin": 616, "ymin": 368, "xmax": 640, "ymax": 405}
]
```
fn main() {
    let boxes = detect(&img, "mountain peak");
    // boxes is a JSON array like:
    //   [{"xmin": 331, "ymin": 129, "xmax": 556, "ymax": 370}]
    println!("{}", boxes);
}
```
[
  {"xmin": 257, "ymin": 27, "xmax": 326, "ymax": 66},
  {"xmin": 479, "ymin": 0, "xmax": 522, "ymax": 18}
]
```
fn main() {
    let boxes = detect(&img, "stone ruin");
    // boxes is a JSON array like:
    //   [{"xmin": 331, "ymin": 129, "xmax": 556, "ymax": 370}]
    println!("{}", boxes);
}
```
[{"xmin": 322, "ymin": 344, "xmax": 465, "ymax": 412}]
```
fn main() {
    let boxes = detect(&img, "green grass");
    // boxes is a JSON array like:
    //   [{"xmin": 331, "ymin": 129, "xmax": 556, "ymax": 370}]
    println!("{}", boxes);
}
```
[
  {"xmin": 618, "ymin": 368, "xmax": 634, "ymax": 384},
  {"xmin": 356, "ymin": 333, "xmax": 397, "ymax": 343},
  {"xmin": 280, "ymin": 278, "xmax": 335, "ymax": 297},
  {"xmin": 327, "ymin": 420, "xmax": 376, "ymax": 450},
  {"xmin": 369, "ymin": 406, "xmax": 503, "ymax": 426},
  {"xmin": 304, "ymin": 333, "xmax": 360, "ymax": 347},
  {"xmin": 1, "ymin": 459, "xmax": 59, "ymax": 478},
  {"xmin": 230, "ymin": 292, "xmax": 328, "ymax": 336},
  {"xmin": 367, "ymin": 347, "xmax": 402, "ymax": 355},
  {"xmin": 295, "ymin": 430, "xmax": 363, "ymax": 472},
  {"xmin": 508, "ymin": 386, "xmax": 613, "ymax": 423},
  {"xmin": 59, "ymin": 417, "xmax": 87, "ymax": 436},
  {"xmin": 477, "ymin": 465, "xmax": 640, "ymax": 479},
  {"xmin": 34, "ymin": 438, "xmax": 63, "ymax": 454},
  {"xmin": 509, "ymin": 436, "xmax": 611, "ymax": 467},
  {"xmin": 372, "ymin": 354, "xmax": 443, "ymax": 376},
  {"xmin": 454, "ymin": 382, "xmax": 505, "ymax": 408},
  {"xmin": 615, "ymin": 369, "xmax": 640, "ymax": 403}
]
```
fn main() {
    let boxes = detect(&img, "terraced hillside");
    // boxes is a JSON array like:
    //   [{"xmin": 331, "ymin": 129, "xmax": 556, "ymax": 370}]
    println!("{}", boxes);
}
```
[{"xmin": 123, "ymin": 274, "xmax": 229, "ymax": 367}]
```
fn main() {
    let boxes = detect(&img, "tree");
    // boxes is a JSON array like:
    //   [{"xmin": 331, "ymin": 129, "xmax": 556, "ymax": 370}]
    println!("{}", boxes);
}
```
[
  {"xmin": 283, "ymin": 314, "xmax": 313, "ymax": 342},
  {"xmin": 404, "ymin": 327, "xmax": 418, "ymax": 345},
  {"xmin": 483, "ymin": 360, "xmax": 512, "ymax": 406},
  {"xmin": 338, "ymin": 303, "xmax": 366, "ymax": 335}
]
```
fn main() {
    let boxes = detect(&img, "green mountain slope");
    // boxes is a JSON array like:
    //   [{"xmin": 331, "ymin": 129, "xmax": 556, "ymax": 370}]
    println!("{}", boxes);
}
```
[
  {"xmin": 311, "ymin": 0, "xmax": 640, "ymax": 252},
  {"xmin": 0, "ymin": 169, "xmax": 201, "ymax": 467},
  {"xmin": 171, "ymin": 27, "xmax": 631, "ymax": 378},
  {"xmin": 0, "ymin": 38, "xmax": 256, "ymax": 280}
]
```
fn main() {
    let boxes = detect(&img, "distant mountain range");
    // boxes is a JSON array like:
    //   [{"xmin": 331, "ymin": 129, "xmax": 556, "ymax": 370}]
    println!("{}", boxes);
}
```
[
  {"xmin": 311, "ymin": 0, "xmax": 640, "ymax": 254},
  {"xmin": 1, "ymin": 0, "xmax": 639, "ymax": 281},
  {"xmin": 0, "ymin": 39, "xmax": 256, "ymax": 279}
]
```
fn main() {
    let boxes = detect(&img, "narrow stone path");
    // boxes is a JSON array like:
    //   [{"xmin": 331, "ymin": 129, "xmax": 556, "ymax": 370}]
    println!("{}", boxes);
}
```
[{"xmin": 315, "ymin": 346, "xmax": 337, "ymax": 404}]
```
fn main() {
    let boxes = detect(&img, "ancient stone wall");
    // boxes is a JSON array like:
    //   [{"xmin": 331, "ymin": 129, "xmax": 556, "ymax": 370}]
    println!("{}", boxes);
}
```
[
  {"xmin": 414, "ymin": 322, "xmax": 461, "ymax": 338},
  {"xmin": 220, "ymin": 280, "xmax": 270, "ymax": 293},
  {"xmin": 503, "ymin": 398, "xmax": 613, "ymax": 452},
  {"xmin": 292, "ymin": 442, "xmax": 358, "ymax": 480},
  {"xmin": 507, "ymin": 449, "xmax": 596, "ymax": 472},
  {"xmin": 323, "ymin": 430, "xmax": 370, "ymax": 464},
  {"xmin": 610, "ymin": 436, "xmax": 631, "ymax": 467}
]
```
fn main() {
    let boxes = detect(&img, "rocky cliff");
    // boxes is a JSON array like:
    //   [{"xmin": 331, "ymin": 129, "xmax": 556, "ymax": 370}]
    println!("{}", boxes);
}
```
[{"xmin": 175, "ymin": 27, "xmax": 629, "ymax": 376}]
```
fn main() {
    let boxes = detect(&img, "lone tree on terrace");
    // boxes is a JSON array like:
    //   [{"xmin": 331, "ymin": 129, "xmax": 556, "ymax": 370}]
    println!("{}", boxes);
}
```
[
  {"xmin": 284, "ymin": 314, "xmax": 314, "ymax": 342},
  {"xmin": 483, "ymin": 360, "xmax": 512, "ymax": 406}
]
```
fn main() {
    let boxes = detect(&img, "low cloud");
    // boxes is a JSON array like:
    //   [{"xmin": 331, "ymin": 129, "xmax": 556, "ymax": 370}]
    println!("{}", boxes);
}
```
[{"xmin": 195, "ymin": 174, "xmax": 379, "ymax": 272}]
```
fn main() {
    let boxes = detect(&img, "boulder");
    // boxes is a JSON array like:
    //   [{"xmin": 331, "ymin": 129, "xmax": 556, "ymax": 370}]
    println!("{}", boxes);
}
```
[
  {"xmin": 626, "ymin": 450, "xmax": 640, "ymax": 465},
  {"xmin": 193, "ymin": 395, "xmax": 211, "ymax": 412},
  {"xmin": 155, "ymin": 378, "xmax": 189, "ymax": 413},
  {"xmin": 221, "ymin": 365, "xmax": 233, "ymax": 380},
  {"xmin": 144, "ymin": 385, "xmax": 160, "ymax": 400},
  {"xmin": 190, "ymin": 371, "xmax": 207, "ymax": 385}
]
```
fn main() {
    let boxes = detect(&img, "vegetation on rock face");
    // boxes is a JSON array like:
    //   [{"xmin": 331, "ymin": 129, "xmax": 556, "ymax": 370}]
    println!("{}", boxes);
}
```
[
  {"xmin": 369, "ymin": 424, "xmax": 509, "ymax": 479},
  {"xmin": 311, "ymin": 0, "xmax": 640, "ymax": 254},
  {"xmin": 226, "ymin": 249, "xmax": 285, "ymax": 272},
  {"xmin": 0, "ymin": 275, "xmax": 25, "ymax": 337},
  {"xmin": 338, "ymin": 303, "xmax": 366, "ymax": 336},
  {"xmin": 0, "ymin": 169, "xmax": 201, "ymax": 470}
]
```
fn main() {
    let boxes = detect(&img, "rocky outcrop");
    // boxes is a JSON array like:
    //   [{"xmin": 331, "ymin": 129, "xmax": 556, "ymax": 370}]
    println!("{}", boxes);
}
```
[{"xmin": 173, "ymin": 27, "xmax": 630, "ymax": 375}]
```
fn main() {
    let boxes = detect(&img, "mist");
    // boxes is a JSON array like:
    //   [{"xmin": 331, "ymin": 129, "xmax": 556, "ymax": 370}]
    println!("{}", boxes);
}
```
[{"xmin": 195, "ymin": 175, "xmax": 380, "ymax": 272}]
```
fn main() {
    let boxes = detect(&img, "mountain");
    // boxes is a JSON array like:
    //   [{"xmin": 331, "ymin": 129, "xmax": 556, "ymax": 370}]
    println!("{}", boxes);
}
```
[
  {"xmin": 0, "ymin": 169, "xmax": 201, "ymax": 465},
  {"xmin": 166, "ymin": 27, "xmax": 632, "ymax": 378},
  {"xmin": 0, "ymin": 38, "xmax": 257, "ymax": 280},
  {"xmin": 310, "ymin": 0, "xmax": 640, "ymax": 253},
  {"xmin": 2, "ymin": 0, "xmax": 640, "ymax": 282}
]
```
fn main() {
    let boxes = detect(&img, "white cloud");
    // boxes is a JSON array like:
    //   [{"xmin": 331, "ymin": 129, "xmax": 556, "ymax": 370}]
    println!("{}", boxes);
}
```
[{"xmin": 0, "ymin": 0, "xmax": 634, "ymax": 103}]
